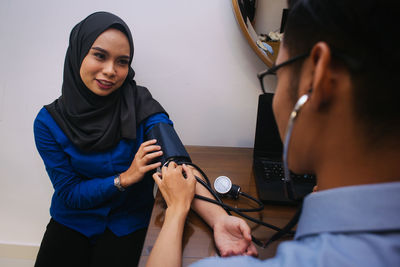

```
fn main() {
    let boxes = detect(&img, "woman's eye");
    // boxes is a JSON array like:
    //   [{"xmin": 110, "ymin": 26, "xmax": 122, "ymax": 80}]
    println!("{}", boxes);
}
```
[
  {"xmin": 93, "ymin": 52, "xmax": 105, "ymax": 60},
  {"xmin": 118, "ymin": 59, "xmax": 129, "ymax": 66}
]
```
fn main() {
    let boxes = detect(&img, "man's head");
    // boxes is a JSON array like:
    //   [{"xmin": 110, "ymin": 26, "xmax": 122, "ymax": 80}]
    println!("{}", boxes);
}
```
[
  {"xmin": 280, "ymin": 0, "xmax": 400, "ymax": 145},
  {"xmin": 271, "ymin": 0, "xmax": 400, "ymax": 188}
]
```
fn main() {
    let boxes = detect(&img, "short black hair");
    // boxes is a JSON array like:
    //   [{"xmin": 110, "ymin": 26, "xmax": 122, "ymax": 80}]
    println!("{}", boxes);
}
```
[{"xmin": 284, "ymin": 0, "xmax": 400, "ymax": 144}]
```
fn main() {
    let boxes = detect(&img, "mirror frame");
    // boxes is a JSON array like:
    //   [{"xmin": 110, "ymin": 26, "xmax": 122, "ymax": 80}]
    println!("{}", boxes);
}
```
[{"xmin": 232, "ymin": 0, "xmax": 276, "ymax": 68}]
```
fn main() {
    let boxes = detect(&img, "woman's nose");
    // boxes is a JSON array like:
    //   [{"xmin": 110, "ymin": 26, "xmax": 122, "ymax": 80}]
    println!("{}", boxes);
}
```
[{"xmin": 103, "ymin": 61, "xmax": 116, "ymax": 77}]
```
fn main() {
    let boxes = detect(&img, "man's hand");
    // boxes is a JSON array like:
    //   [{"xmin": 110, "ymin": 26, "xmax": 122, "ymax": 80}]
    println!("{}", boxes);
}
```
[
  {"xmin": 153, "ymin": 162, "xmax": 197, "ymax": 213},
  {"xmin": 147, "ymin": 162, "xmax": 196, "ymax": 267},
  {"xmin": 213, "ymin": 215, "xmax": 258, "ymax": 257}
]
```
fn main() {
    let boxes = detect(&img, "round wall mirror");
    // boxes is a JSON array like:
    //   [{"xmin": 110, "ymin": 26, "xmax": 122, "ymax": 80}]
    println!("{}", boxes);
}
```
[{"xmin": 232, "ymin": 0, "xmax": 288, "ymax": 67}]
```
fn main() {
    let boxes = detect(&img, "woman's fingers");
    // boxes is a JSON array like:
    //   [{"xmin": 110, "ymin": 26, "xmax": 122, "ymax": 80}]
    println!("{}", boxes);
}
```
[
  {"xmin": 238, "ymin": 219, "xmax": 252, "ymax": 241},
  {"xmin": 141, "ymin": 139, "xmax": 158, "ymax": 147},
  {"xmin": 142, "ymin": 162, "xmax": 162, "ymax": 173},
  {"xmin": 138, "ymin": 139, "xmax": 157, "ymax": 153},
  {"xmin": 138, "ymin": 140, "xmax": 161, "ymax": 158},
  {"xmin": 136, "ymin": 139, "xmax": 163, "ymax": 165},
  {"xmin": 142, "ymin": 145, "xmax": 162, "ymax": 154},
  {"xmin": 143, "ymin": 150, "xmax": 163, "ymax": 162}
]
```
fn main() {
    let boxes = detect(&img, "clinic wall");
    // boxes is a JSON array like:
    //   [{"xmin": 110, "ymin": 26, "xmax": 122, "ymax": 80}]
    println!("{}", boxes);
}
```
[{"xmin": 0, "ymin": 0, "xmax": 267, "ymax": 246}]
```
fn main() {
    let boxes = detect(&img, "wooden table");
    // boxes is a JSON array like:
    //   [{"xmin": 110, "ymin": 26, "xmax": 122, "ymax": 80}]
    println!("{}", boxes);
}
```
[{"xmin": 138, "ymin": 146, "xmax": 298, "ymax": 267}]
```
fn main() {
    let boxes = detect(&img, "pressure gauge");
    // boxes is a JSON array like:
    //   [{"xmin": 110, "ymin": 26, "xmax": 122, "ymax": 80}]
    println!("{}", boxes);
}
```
[{"xmin": 214, "ymin": 176, "xmax": 232, "ymax": 195}]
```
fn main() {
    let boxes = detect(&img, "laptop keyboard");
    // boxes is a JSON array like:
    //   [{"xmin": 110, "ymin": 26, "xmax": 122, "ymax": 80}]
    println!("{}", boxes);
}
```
[{"xmin": 261, "ymin": 159, "xmax": 315, "ymax": 183}]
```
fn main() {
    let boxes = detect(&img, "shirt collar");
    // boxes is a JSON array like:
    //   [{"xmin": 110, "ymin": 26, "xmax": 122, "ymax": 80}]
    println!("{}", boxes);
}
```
[{"xmin": 295, "ymin": 181, "xmax": 400, "ymax": 239}]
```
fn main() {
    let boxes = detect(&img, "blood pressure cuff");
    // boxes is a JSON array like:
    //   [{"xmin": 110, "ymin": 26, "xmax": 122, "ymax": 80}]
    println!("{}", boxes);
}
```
[{"xmin": 146, "ymin": 122, "xmax": 191, "ymax": 165}]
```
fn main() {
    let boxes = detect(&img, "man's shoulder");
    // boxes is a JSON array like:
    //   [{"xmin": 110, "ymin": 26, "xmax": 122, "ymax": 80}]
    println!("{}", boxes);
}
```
[{"xmin": 190, "ymin": 255, "xmax": 269, "ymax": 267}]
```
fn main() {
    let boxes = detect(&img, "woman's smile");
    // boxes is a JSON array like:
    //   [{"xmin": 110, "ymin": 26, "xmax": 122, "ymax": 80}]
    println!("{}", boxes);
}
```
[{"xmin": 95, "ymin": 79, "xmax": 115, "ymax": 90}]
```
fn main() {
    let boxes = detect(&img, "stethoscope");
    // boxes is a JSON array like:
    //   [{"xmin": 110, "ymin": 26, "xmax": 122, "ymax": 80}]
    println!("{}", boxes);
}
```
[{"xmin": 161, "ymin": 92, "xmax": 311, "ymax": 248}]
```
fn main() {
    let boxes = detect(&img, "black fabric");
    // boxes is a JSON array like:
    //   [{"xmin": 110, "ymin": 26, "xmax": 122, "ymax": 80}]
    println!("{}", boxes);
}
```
[
  {"xmin": 34, "ymin": 219, "xmax": 147, "ymax": 267},
  {"xmin": 146, "ymin": 122, "xmax": 191, "ymax": 165},
  {"xmin": 45, "ymin": 11, "xmax": 166, "ymax": 152}
]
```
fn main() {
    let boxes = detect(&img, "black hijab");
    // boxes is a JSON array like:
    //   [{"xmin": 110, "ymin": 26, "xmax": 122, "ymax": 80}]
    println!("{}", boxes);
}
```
[{"xmin": 45, "ymin": 12, "xmax": 166, "ymax": 152}]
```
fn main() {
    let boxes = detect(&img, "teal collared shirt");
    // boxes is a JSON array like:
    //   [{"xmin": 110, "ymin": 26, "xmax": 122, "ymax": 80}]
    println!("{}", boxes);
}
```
[{"xmin": 191, "ymin": 182, "xmax": 400, "ymax": 267}]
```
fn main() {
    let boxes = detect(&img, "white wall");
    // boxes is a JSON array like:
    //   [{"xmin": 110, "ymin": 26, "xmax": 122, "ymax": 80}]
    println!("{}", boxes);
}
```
[{"xmin": 0, "ymin": 0, "xmax": 270, "ymax": 246}]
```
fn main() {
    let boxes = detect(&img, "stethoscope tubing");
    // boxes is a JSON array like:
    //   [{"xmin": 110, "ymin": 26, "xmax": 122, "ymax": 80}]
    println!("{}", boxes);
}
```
[{"xmin": 172, "ymin": 160, "xmax": 299, "ymax": 248}]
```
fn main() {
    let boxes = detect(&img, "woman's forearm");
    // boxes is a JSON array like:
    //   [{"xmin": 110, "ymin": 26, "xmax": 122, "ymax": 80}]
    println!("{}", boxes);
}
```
[
  {"xmin": 190, "ymin": 168, "xmax": 228, "ymax": 228},
  {"xmin": 146, "ymin": 207, "xmax": 188, "ymax": 267}
]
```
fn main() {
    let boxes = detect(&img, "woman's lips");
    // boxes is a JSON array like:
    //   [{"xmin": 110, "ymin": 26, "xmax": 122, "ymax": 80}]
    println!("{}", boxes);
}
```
[{"xmin": 96, "ymin": 79, "xmax": 114, "ymax": 90}]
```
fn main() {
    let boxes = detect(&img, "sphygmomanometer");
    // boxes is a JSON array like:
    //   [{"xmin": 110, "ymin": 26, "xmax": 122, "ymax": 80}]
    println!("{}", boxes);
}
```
[{"xmin": 146, "ymin": 122, "xmax": 301, "ymax": 248}]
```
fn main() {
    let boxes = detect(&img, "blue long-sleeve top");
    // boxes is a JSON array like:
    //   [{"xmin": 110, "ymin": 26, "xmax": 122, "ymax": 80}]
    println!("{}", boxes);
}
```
[{"xmin": 33, "ymin": 107, "xmax": 172, "ymax": 239}]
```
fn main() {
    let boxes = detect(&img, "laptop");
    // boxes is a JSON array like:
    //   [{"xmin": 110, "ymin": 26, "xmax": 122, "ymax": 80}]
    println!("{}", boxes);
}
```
[{"xmin": 253, "ymin": 93, "xmax": 316, "ymax": 204}]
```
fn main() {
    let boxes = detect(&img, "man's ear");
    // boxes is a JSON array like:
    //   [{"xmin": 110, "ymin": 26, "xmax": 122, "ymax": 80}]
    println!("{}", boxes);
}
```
[{"xmin": 307, "ymin": 42, "xmax": 334, "ymax": 110}]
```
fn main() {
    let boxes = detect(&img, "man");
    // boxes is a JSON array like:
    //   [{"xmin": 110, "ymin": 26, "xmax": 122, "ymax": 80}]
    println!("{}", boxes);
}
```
[{"xmin": 147, "ymin": 0, "xmax": 400, "ymax": 266}]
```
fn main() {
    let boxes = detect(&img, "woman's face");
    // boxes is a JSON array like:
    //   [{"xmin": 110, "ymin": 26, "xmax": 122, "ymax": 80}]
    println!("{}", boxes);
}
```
[{"xmin": 80, "ymin": 28, "xmax": 130, "ymax": 96}]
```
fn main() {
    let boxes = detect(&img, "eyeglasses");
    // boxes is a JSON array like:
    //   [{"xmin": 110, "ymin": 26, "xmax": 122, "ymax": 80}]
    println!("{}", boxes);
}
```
[
  {"xmin": 258, "ymin": 48, "xmax": 363, "ymax": 93},
  {"xmin": 257, "ymin": 53, "xmax": 310, "ymax": 94}
]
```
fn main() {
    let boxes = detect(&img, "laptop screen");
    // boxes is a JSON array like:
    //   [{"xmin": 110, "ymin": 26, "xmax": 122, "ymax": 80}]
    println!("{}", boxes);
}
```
[{"xmin": 253, "ymin": 93, "xmax": 283, "ymax": 159}]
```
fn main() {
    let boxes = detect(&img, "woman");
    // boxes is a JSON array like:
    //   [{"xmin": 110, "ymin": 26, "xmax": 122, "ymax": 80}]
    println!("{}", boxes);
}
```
[
  {"xmin": 148, "ymin": 0, "xmax": 400, "ymax": 266},
  {"xmin": 34, "ymin": 11, "xmax": 256, "ymax": 267},
  {"xmin": 33, "ymin": 11, "xmax": 169, "ymax": 267}
]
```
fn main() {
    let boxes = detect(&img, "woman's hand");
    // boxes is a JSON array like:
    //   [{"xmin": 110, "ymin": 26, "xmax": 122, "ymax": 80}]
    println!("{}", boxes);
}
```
[
  {"xmin": 213, "ymin": 215, "xmax": 258, "ymax": 257},
  {"xmin": 120, "ymin": 139, "xmax": 163, "ymax": 188},
  {"xmin": 153, "ymin": 162, "xmax": 197, "ymax": 214}
]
